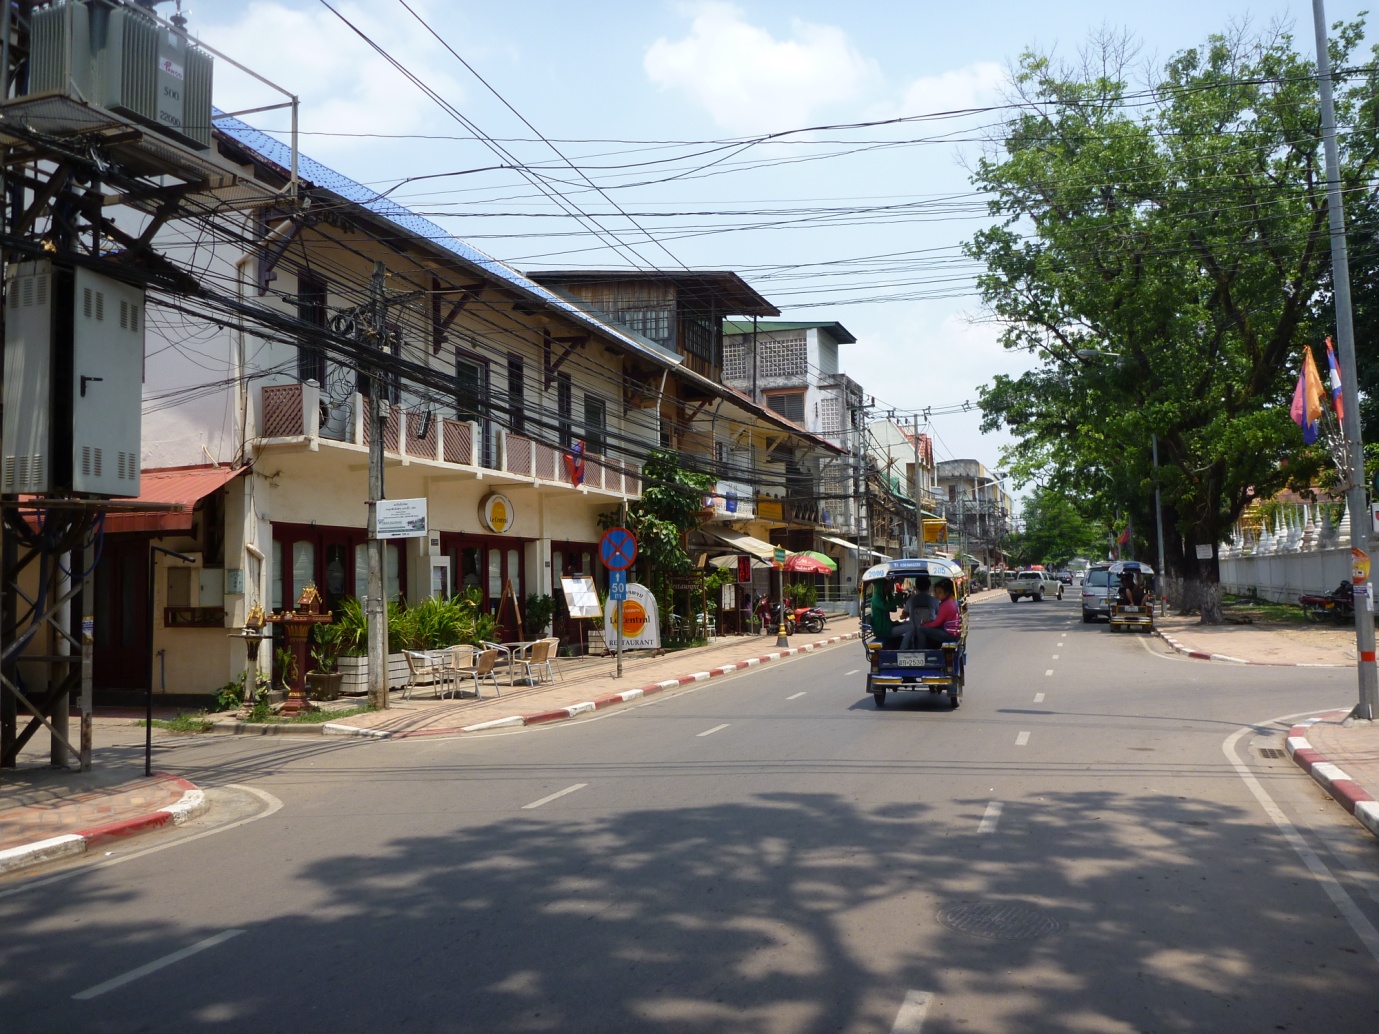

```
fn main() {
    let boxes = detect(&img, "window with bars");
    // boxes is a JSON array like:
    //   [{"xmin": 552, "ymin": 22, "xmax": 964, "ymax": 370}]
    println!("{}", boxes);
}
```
[
  {"xmin": 296, "ymin": 273, "xmax": 327, "ymax": 386},
  {"xmin": 683, "ymin": 316, "xmax": 716, "ymax": 363},
  {"xmin": 765, "ymin": 391, "xmax": 805, "ymax": 424},
  {"xmin": 614, "ymin": 306, "xmax": 673, "ymax": 346},
  {"xmin": 759, "ymin": 334, "xmax": 806, "ymax": 379}
]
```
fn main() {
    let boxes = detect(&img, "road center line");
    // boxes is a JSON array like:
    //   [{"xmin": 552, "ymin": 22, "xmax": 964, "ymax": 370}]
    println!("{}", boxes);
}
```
[
  {"xmin": 521, "ymin": 783, "xmax": 588, "ymax": 810},
  {"xmin": 73, "ymin": 929, "xmax": 244, "ymax": 1000},
  {"xmin": 1052, "ymin": 654, "xmax": 1060, "ymax": 659},
  {"xmin": 1016, "ymin": 731, "xmax": 1031, "ymax": 746},
  {"xmin": 844, "ymin": 669, "xmax": 860, "ymax": 676},
  {"xmin": 786, "ymin": 692, "xmax": 806, "ymax": 700},
  {"xmin": 1033, "ymin": 692, "xmax": 1045, "ymax": 703},
  {"xmin": 1044, "ymin": 669, "xmax": 1054, "ymax": 676},
  {"xmin": 978, "ymin": 801, "xmax": 1003, "ymax": 834},
  {"xmin": 697, "ymin": 723, "xmax": 730, "ymax": 738},
  {"xmin": 890, "ymin": 989, "xmax": 934, "ymax": 1033}
]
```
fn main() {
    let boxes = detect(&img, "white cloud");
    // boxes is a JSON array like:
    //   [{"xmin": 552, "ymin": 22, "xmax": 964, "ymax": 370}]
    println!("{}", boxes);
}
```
[
  {"xmin": 195, "ymin": 1, "xmax": 467, "ymax": 161},
  {"xmin": 896, "ymin": 61, "xmax": 1006, "ymax": 117},
  {"xmin": 644, "ymin": 2, "xmax": 879, "ymax": 135}
]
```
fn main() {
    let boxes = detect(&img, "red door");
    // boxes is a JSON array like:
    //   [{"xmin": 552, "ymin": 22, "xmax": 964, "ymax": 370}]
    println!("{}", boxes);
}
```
[{"xmin": 93, "ymin": 536, "xmax": 151, "ymax": 690}]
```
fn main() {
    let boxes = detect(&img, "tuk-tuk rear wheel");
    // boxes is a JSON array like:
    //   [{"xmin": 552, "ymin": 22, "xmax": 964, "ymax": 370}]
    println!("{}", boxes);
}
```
[{"xmin": 873, "ymin": 689, "xmax": 885, "ymax": 707}]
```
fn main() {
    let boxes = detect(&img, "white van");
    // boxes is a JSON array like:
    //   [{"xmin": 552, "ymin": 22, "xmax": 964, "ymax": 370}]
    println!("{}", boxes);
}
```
[{"xmin": 1081, "ymin": 564, "xmax": 1116, "ymax": 622}]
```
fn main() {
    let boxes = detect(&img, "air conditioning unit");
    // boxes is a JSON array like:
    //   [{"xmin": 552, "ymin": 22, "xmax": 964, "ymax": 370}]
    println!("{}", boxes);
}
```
[
  {"xmin": 2, "ymin": 260, "xmax": 144, "ymax": 498},
  {"xmin": 27, "ymin": 0, "xmax": 213, "ymax": 150}
]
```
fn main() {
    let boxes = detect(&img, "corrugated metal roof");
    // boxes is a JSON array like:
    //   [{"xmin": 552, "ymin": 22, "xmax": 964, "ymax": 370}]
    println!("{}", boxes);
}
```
[
  {"xmin": 211, "ymin": 112, "xmax": 681, "ymax": 371},
  {"xmin": 103, "ymin": 465, "xmax": 246, "ymax": 533}
]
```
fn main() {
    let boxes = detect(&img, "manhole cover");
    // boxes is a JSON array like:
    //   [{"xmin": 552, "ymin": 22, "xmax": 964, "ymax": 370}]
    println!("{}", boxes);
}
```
[
  {"xmin": 936, "ymin": 902, "xmax": 1064, "ymax": 941},
  {"xmin": 1258, "ymin": 748, "xmax": 1286, "ymax": 759}
]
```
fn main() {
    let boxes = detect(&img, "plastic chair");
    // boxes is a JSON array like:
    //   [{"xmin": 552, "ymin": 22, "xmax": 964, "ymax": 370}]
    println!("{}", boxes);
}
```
[{"xmin": 453, "ymin": 648, "xmax": 502, "ymax": 698}]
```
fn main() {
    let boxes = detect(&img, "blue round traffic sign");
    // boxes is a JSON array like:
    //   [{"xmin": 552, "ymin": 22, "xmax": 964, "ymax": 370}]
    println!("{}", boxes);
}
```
[{"xmin": 600, "ymin": 527, "xmax": 638, "ymax": 571}]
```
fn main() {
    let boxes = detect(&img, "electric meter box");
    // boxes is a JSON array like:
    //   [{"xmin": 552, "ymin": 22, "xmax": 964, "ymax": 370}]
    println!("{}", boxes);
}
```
[{"xmin": 2, "ymin": 260, "xmax": 143, "ymax": 498}]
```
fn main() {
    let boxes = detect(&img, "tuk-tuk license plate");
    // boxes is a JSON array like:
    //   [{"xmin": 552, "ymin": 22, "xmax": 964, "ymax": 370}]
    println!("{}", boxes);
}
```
[{"xmin": 895, "ymin": 651, "xmax": 941, "ymax": 667}]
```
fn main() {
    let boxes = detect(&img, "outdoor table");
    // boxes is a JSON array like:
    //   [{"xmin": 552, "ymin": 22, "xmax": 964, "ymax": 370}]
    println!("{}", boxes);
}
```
[{"xmin": 483, "ymin": 640, "xmax": 540, "ymax": 686}]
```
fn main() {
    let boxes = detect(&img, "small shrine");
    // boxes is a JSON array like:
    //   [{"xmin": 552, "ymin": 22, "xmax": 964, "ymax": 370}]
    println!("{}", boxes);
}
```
[{"xmin": 267, "ymin": 584, "xmax": 333, "ymax": 716}]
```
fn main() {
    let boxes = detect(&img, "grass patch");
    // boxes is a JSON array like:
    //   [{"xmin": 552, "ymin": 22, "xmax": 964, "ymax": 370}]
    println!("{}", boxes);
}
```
[
  {"xmin": 250, "ymin": 704, "xmax": 373, "ymax": 725},
  {"xmin": 140, "ymin": 712, "xmax": 214, "ymax": 733},
  {"xmin": 1221, "ymin": 594, "xmax": 1313, "ymax": 626}
]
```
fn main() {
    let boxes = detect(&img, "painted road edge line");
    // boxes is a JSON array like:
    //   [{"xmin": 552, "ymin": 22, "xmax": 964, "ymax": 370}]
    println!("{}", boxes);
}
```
[
  {"xmin": 1286, "ymin": 716, "xmax": 1379, "ymax": 839},
  {"xmin": 890, "ymin": 989, "xmax": 933, "ymax": 1034},
  {"xmin": 1155, "ymin": 629, "xmax": 1348, "ymax": 667},
  {"xmin": 978, "ymin": 801, "xmax": 1003, "ymax": 834}
]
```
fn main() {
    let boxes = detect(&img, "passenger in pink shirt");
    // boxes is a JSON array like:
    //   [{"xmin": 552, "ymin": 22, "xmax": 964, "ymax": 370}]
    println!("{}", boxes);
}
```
[{"xmin": 919, "ymin": 579, "xmax": 962, "ymax": 646}]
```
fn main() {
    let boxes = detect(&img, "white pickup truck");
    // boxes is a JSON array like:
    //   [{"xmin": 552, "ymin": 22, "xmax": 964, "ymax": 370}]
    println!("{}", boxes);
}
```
[{"xmin": 1008, "ymin": 569, "xmax": 1063, "ymax": 602}]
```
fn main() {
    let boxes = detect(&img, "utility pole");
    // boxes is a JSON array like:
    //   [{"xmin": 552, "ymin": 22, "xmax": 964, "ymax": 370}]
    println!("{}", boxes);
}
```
[
  {"xmin": 912, "ymin": 415, "xmax": 923, "ymax": 557},
  {"xmin": 366, "ymin": 262, "xmax": 390, "ymax": 710},
  {"xmin": 1152, "ymin": 434, "xmax": 1167, "ymax": 616},
  {"xmin": 1313, "ymin": 1, "xmax": 1377, "ymax": 720}
]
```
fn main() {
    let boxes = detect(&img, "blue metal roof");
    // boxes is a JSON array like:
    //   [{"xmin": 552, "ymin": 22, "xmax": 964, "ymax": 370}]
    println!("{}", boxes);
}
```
[{"xmin": 211, "ymin": 111, "xmax": 680, "ymax": 368}]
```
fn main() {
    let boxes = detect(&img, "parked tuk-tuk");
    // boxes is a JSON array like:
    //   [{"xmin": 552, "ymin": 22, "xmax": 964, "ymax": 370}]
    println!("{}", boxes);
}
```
[
  {"xmin": 860, "ymin": 557, "xmax": 968, "ymax": 709},
  {"xmin": 1107, "ymin": 560, "xmax": 1155, "ymax": 632}
]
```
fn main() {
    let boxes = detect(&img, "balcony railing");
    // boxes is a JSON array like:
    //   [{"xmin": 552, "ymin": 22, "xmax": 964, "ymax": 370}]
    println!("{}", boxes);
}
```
[{"xmin": 258, "ymin": 383, "xmax": 640, "ymax": 497}]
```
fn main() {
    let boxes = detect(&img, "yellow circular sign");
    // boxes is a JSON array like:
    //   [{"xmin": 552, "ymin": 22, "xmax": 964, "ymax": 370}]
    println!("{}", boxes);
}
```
[
  {"xmin": 620, "ymin": 600, "xmax": 647, "ymax": 637},
  {"xmin": 480, "ymin": 494, "xmax": 514, "ymax": 534}
]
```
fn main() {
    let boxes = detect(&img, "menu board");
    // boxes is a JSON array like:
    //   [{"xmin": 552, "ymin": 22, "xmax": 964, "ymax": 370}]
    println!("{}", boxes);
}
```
[{"xmin": 561, "ymin": 576, "xmax": 603, "ymax": 619}]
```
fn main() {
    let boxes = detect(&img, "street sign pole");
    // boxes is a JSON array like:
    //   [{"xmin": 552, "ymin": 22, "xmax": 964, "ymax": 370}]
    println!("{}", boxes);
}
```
[
  {"xmin": 1314, "ymin": 0, "xmax": 1377, "ymax": 720},
  {"xmin": 617, "ymin": 504, "xmax": 626, "ymax": 678}
]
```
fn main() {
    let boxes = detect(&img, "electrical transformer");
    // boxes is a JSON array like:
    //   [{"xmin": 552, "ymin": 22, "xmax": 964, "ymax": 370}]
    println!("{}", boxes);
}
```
[{"xmin": 2, "ymin": 260, "xmax": 144, "ymax": 498}]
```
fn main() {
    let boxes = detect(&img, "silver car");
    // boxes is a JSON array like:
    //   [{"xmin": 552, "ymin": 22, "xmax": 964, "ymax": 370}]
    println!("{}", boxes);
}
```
[{"xmin": 1081, "ymin": 564, "xmax": 1116, "ymax": 622}]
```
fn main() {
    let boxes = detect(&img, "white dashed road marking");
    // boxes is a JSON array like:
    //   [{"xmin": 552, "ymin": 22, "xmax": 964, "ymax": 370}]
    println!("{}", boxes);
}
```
[
  {"xmin": 786, "ymin": 692, "xmax": 806, "ymax": 700},
  {"xmin": 522, "ymin": 783, "xmax": 588, "ymax": 810},
  {"xmin": 844, "ymin": 669, "xmax": 860, "ymax": 676},
  {"xmin": 978, "ymin": 801, "xmax": 1003, "ymax": 833},
  {"xmin": 73, "ymin": 930, "xmax": 245, "ymax": 1000},
  {"xmin": 697, "ymin": 724, "xmax": 730, "ymax": 738},
  {"xmin": 1033, "ymin": 692, "xmax": 1045, "ymax": 703},
  {"xmin": 890, "ymin": 990, "xmax": 934, "ymax": 1033},
  {"xmin": 1016, "ymin": 731, "xmax": 1031, "ymax": 746},
  {"xmin": 1045, "ymin": 669, "xmax": 1054, "ymax": 676}
]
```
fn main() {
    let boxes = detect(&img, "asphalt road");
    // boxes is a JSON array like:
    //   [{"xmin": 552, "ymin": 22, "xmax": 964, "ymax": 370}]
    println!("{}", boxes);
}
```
[{"xmin": 3, "ymin": 595, "xmax": 1378, "ymax": 1033}]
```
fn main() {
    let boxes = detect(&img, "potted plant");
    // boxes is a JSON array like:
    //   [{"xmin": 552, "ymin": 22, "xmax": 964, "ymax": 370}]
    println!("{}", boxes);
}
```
[{"xmin": 306, "ymin": 622, "xmax": 345, "ymax": 700}]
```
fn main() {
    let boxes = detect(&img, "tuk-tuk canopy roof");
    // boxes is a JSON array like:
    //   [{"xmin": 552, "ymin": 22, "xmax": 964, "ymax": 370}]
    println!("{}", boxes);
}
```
[
  {"xmin": 1108, "ymin": 560, "xmax": 1156, "ymax": 578},
  {"xmin": 862, "ymin": 557, "xmax": 966, "ymax": 583}
]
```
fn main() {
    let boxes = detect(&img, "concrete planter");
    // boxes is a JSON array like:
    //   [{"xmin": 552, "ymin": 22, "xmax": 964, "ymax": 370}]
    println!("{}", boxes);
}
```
[
  {"xmin": 306, "ymin": 672, "xmax": 344, "ymax": 701},
  {"xmin": 337, "ymin": 654, "xmax": 410, "ymax": 695}
]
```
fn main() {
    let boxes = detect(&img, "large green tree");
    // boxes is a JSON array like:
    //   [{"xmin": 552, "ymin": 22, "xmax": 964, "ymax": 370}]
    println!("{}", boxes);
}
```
[
  {"xmin": 1006, "ymin": 487, "xmax": 1107, "ymax": 569},
  {"xmin": 968, "ymin": 23, "xmax": 1379, "ymax": 622}
]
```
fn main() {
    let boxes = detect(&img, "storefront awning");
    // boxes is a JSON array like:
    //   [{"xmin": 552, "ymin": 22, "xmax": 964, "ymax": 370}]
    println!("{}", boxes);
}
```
[
  {"xmin": 703, "ymin": 527, "xmax": 779, "ymax": 561},
  {"xmin": 102, "ymin": 465, "xmax": 246, "ymax": 533},
  {"xmin": 865, "ymin": 549, "xmax": 893, "ymax": 560},
  {"xmin": 819, "ymin": 534, "xmax": 859, "ymax": 552}
]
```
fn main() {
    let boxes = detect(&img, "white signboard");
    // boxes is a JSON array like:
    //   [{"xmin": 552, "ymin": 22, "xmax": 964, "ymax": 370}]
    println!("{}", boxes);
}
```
[
  {"xmin": 1195, "ymin": 544, "xmax": 1214, "ymax": 560},
  {"xmin": 376, "ymin": 497, "xmax": 428, "ymax": 539},
  {"xmin": 603, "ymin": 581, "xmax": 661, "ymax": 650},
  {"xmin": 561, "ymin": 576, "xmax": 603, "ymax": 619}
]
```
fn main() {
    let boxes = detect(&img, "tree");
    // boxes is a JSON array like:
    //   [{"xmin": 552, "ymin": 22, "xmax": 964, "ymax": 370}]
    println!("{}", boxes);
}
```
[
  {"xmin": 968, "ymin": 22, "xmax": 1379, "ymax": 622},
  {"xmin": 1010, "ymin": 488, "xmax": 1107, "ymax": 568}
]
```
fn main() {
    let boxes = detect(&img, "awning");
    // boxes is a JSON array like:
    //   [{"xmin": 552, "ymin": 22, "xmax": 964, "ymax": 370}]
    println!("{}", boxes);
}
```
[
  {"xmin": 865, "ymin": 549, "xmax": 892, "ymax": 560},
  {"xmin": 102, "ymin": 465, "xmax": 246, "ymax": 533},
  {"xmin": 703, "ymin": 527, "xmax": 779, "ymax": 561},
  {"xmin": 819, "ymin": 534, "xmax": 859, "ymax": 552}
]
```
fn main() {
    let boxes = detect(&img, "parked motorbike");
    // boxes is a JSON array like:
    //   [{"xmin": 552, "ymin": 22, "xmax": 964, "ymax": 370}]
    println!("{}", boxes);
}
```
[
  {"xmin": 754, "ymin": 595, "xmax": 796, "ymax": 635},
  {"xmin": 790, "ymin": 603, "xmax": 827, "ymax": 634},
  {"xmin": 1299, "ymin": 582, "xmax": 1355, "ymax": 623}
]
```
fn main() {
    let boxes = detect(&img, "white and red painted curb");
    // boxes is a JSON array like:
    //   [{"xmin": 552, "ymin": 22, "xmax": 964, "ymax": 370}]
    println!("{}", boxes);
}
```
[
  {"xmin": 410, "ymin": 631, "xmax": 863, "ymax": 737},
  {"xmin": 1155, "ymin": 628, "xmax": 1346, "ymax": 667},
  {"xmin": 1286, "ymin": 715, "xmax": 1379, "ymax": 839},
  {"xmin": 0, "ymin": 777, "xmax": 208, "ymax": 876}
]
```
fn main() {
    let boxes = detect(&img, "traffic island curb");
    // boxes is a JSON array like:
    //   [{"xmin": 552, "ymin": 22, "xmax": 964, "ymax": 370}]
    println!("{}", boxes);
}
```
[
  {"xmin": 0, "ymin": 776, "xmax": 208, "ymax": 876},
  {"xmin": 1286, "ymin": 715, "xmax": 1379, "ymax": 839}
]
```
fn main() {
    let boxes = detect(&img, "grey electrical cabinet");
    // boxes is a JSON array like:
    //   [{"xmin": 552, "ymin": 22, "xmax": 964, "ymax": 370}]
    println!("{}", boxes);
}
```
[{"xmin": 2, "ymin": 260, "xmax": 144, "ymax": 498}]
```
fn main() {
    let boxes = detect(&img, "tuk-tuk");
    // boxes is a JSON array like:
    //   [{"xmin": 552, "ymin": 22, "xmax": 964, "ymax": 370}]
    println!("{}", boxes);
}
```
[
  {"xmin": 1107, "ymin": 560, "xmax": 1155, "ymax": 632},
  {"xmin": 860, "ymin": 557, "xmax": 968, "ymax": 709}
]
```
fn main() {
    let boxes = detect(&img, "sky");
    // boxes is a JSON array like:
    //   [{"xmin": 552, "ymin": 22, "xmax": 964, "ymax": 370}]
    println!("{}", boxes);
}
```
[{"xmin": 177, "ymin": 0, "xmax": 1372, "ymax": 490}]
